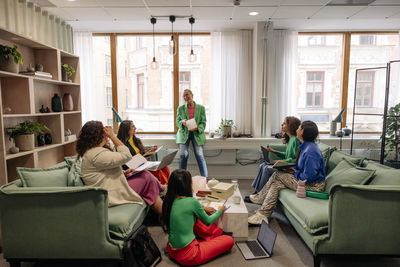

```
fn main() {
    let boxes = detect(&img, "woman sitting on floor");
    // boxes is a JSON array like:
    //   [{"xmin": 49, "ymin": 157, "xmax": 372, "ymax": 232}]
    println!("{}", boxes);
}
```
[
  {"xmin": 248, "ymin": 120, "xmax": 326, "ymax": 225},
  {"xmin": 247, "ymin": 116, "xmax": 301, "ymax": 200},
  {"xmin": 117, "ymin": 120, "xmax": 170, "ymax": 185},
  {"xmin": 162, "ymin": 169, "xmax": 234, "ymax": 266},
  {"xmin": 78, "ymin": 121, "xmax": 163, "ymax": 214}
]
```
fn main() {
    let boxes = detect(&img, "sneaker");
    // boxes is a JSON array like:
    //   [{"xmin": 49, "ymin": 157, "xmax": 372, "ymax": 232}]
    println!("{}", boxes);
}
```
[
  {"xmin": 248, "ymin": 212, "xmax": 269, "ymax": 225},
  {"xmin": 244, "ymin": 196, "xmax": 251, "ymax": 203},
  {"xmin": 249, "ymin": 194, "xmax": 263, "ymax": 205}
]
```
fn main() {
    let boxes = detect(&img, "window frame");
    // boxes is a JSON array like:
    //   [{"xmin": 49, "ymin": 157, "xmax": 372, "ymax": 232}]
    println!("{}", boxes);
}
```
[
  {"xmin": 355, "ymin": 71, "xmax": 374, "ymax": 107},
  {"xmin": 299, "ymin": 31, "xmax": 397, "ymax": 134},
  {"xmin": 305, "ymin": 71, "xmax": 324, "ymax": 108},
  {"xmin": 136, "ymin": 73, "xmax": 145, "ymax": 108},
  {"xmin": 93, "ymin": 32, "xmax": 210, "ymax": 134}
]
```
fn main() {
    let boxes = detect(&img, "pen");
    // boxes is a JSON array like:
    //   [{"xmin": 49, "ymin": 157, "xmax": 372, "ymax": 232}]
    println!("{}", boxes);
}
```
[{"xmin": 225, "ymin": 205, "xmax": 231, "ymax": 212}]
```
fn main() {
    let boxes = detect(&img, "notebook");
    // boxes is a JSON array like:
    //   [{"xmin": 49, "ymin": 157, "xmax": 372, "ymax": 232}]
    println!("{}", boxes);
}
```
[
  {"xmin": 236, "ymin": 220, "xmax": 277, "ymax": 260},
  {"xmin": 135, "ymin": 150, "xmax": 178, "ymax": 171},
  {"xmin": 260, "ymin": 146, "xmax": 272, "ymax": 164}
]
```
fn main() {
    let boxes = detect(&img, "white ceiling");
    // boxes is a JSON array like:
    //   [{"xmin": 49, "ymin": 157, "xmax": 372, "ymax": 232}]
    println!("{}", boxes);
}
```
[{"xmin": 31, "ymin": 0, "xmax": 400, "ymax": 32}]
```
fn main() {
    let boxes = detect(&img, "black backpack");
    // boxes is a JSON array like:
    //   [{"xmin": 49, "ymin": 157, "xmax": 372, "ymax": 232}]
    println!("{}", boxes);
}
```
[{"xmin": 123, "ymin": 225, "xmax": 162, "ymax": 267}]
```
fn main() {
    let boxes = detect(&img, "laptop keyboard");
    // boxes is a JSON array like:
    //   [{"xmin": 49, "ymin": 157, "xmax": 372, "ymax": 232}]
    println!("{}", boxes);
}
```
[{"xmin": 246, "ymin": 240, "xmax": 266, "ymax": 257}]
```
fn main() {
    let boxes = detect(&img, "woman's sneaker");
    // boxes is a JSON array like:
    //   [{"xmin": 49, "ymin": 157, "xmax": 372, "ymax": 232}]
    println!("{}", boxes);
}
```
[
  {"xmin": 249, "ymin": 194, "xmax": 263, "ymax": 205},
  {"xmin": 248, "ymin": 212, "xmax": 269, "ymax": 225}
]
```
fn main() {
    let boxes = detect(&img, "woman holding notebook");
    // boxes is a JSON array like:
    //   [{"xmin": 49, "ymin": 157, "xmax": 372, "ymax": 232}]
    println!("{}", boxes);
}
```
[
  {"xmin": 246, "ymin": 116, "xmax": 301, "ymax": 202},
  {"xmin": 117, "ymin": 120, "xmax": 170, "ymax": 184},
  {"xmin": 248, "ymin": 121, "xmax": 326, "ymax": 225},
  {"xmin": 78, "ymin": 121, "xmax": 163, "ymax": 215},
  {"xmin": 176, "ymin": 89, "xmax": 208, "ymax": 177}
]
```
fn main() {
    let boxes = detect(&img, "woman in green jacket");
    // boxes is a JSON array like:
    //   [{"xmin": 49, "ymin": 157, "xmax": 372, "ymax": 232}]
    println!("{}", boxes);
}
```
[{"xmin": 176, "ymin": 89, "xmax": 208, "ymax": 177}]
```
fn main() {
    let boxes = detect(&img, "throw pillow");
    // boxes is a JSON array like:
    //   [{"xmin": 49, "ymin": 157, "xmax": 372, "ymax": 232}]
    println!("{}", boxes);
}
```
[
  {"xmin": 326, "ymin": 150, "xmax": 364, "ymax": 174},
  {"xmin": 364, "ymin": 161, "xmax": 400, "ymax": 185},
  {"xmin": 317, "ymin": 142, "xmax": 336, "ymax": 171},
  {"xmin": 67, "ymin": 157, "xmax": 84, "ymax": 186},
  {"xmin": 64, "ymin": 155, "xmax": 78, "ymax": 168},
  {"xmin": 17, "ymin": 162, "xmax": 69, "ymax": 187},
  {"xmin": 324, "ymin": 158, "xmax": 375, "ymax": 193}
]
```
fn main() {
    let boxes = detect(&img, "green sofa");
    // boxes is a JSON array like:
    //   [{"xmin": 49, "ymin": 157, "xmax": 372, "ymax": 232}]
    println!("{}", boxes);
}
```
[
  {"xmin": 0, "ymin": 158, "xmax": 149, "ymax": 267},
  {"xmin": 268, "ymin": 143, "xmax": 400, "ymax": 267}
]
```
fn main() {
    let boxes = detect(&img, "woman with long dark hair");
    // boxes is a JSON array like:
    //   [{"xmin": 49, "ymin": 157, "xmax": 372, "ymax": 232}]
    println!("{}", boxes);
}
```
[
  {"xmin": 162, "ymin": 169, "xmax": 233, "ymax": 266},
  {"xmin": 78, "ymin": 121, "xmax": 163, "ymax": 214},
  {"xmin": 248, "ymin": 121, "xmax": 326, "ymax": 225},
  {"xmin": 117, "ymin": 120, "xmax": 170, "ymax": 184},
  {"xmin": 247, "ymin": 116, "xmax": 301, "ymax": 199}
]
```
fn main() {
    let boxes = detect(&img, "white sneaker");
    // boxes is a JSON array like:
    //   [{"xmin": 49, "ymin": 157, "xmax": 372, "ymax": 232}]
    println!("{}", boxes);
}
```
[
  {"xmin": 249, "ymin": 194, "xmax": 263, "ymax": 205},
  {"xmin": 248, "ymin": 212, "xmax": 269, "ymax": 225}
]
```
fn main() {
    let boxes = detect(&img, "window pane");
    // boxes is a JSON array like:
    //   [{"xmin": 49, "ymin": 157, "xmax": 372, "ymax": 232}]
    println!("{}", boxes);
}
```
[
  {"xmin": 178, "ymin": 35, "xmax": 211, "ymax": 121},
  {"xmin": 92, "ymin": 36, "xmax": 112, "ymax": 125},
  {"xmin": 298, "ymin": 34, "xmax": 343, "ymax": 131},
  {"xmin": 347, "ymin": 34, "xmax": 400, "ymax": 132},
  {"xmin": 116, "ymin": 35, "xmax": 174, "ymax": 132}
]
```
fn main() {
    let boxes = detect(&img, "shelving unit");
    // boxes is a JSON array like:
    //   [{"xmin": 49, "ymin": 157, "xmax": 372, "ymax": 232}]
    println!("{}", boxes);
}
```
[{"xmin": 0, "ymin": 28, "xmax": 82, "ymax": 185}]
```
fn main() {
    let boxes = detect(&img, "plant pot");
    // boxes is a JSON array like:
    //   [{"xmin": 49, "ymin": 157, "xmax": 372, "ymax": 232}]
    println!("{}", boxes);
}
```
[
  {"xmin": 383, "ymin": 160, "xmax": 400, "ymax": 169},
  {"xmin": 62, "ymin": 93, "xmax": 73, "ymax": 111},
  {"xmin": 222, "ymin": 126, "xmax": 232, "ymax": 138},
  {"xmin": 61, "ymin": 68, "xmax": 68, "ymax": 82},
  {"xmin": 0, "ymin": 57, "xmax": 19, "ymax": 73},
  {"xmin": 15, "ymin": 134, "xmax": 35, "ymax": 151}
]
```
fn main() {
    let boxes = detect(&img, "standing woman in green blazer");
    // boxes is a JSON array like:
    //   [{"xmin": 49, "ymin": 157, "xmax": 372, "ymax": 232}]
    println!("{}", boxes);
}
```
[{"xmin": 176, "ymin": 89, "xmax": 208, "ymax": 177}]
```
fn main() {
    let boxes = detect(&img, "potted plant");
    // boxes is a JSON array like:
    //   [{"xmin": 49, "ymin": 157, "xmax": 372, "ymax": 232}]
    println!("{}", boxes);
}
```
[
  {"xmin": 0, "ymin": 44, "xmax": 23, "ymax": 73},
  {"xmin": 61, "ymin": 63, "xmax": 75, "ymax": 82},
  {"xmin": 216, "ymin": 119, "xmax": 235, "ymax": 138},
  {"xmin": 10, "ymin": 121, "xmax": 50, "ymax": 151},
  {"xmin": 382, "ymin": 103, "xmax": 400, "ymax": 169}
]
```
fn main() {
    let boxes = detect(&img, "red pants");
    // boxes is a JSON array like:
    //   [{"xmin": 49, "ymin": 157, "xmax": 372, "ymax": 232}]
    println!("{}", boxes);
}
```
[
  {"xmin": 166, "ymin": 220, "xmax": 234, "ymax": 266},
  {"xmin": 149, "ymin": 166, "xmax": 170, "ymax": 184}
]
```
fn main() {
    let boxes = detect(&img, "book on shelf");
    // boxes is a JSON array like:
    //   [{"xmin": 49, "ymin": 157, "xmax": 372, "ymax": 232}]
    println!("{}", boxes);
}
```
[
  {"xmin": 19, "ymin": 71, "xmax": 53, "ymax": 79},
  {"xmin": 272, "ymin": 161, "xmax": 296, "ymax": 170}
]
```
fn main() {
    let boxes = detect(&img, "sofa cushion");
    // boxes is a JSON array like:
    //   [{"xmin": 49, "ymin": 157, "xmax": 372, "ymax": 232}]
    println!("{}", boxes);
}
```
[
  {"xmin": 317, "ymin": 142, "xmax": 336, "ymax": 170},
  {"xmin": 279, "ymin": 189, "xmax": 329, "ymax": 234},
  {"xmin": 364, "ymin": 161, "xmax": 400, "ymax": 185},
  {"xmin": 326, "ymin": 150, "xmax": 364, "ymax": 174},
  {"xmin": 108, "ymin": 203, "xmax": 149, "ymax": 241},
  {"xmin": 67, "ymin": 157, "xmax": 84, "ymax": 186},
  {"xmin": 17, "ymin": 162, "xmax": 69, "ymax": 187},
  {"xmin": 324, "ymin": 158, "xmax": 375, "ymax": 193}
]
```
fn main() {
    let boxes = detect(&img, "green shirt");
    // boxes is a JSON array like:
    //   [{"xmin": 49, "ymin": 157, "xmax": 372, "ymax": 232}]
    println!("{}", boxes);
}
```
[
  {"xmin": 168, "ymin": 197, "xmax": 222, "ymax": 249},
  {"xmin": 276, "ymin": 135, "xmax": 300, "ymax": 163}
]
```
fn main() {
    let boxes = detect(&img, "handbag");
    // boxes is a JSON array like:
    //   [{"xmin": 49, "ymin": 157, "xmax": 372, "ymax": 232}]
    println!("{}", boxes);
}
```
[{"xmin": 123, "ymin": 225, "xmax": 162, "ymax": 267}]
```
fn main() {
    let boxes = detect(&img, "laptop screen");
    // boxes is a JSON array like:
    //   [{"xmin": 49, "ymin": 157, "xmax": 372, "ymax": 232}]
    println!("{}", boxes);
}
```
[{"xmin": 257, "ymin": 221, "xmax": 277, "ymax": 255}]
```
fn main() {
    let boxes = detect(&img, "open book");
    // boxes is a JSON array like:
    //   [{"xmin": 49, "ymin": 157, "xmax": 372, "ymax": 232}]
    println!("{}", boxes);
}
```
[
  {"xmin": 272, "ymin": 161, "xmax": 296, "ymax": 170},
  {"xmin": 143, "ymin": 146, "xmax": 163, "ymax": 158},
  {"xmin": 126, "ymin": 150, "xmax": 178, "ymax": 171}
]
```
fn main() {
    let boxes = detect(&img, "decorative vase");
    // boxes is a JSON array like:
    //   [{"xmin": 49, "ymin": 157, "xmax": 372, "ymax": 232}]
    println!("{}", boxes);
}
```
[
  {"xmin": 61, "ymin": 68, "xmax": 68, "ymax": 82},
  {"xmin": 35, "ymin": 63, "xmax": 43, "ymax": 72},
  {"xmin": 37, "ymin": 134, "xmax": 45, "ymax": 146},
  {"xmin": 51, "ymin": 93, "xmax": 63, "ymax": 112},
  {"xmin": 9, "ymin": 146, "xmax": 19, "ymax": 154},
  {"xmin": 0, "ymin": 57, "xmax": 19, "ymax": 73},
  {"xmin": 335, "ymin": 130, "xmax": 344, "ymax": 137},
  {"xmin": 15, "ymin": 134, "xmax": 35, "ymax": 151},
  {"xmin": 296, "ymin": 180, "xmax": 306, "ymax": 198},
  {"xmin": 44, "ymin": 133, "xmax": 52, "ymax": 144},
  {"xmin": 62, "ymin": 93, "xmax": 73, "ymax": 111},
  {"xmin": 222, "ymin": 126, "xmax": 232, "ymax": 138},
  {"xmin": 342, "ymin": 126, "xmax": 352, "ymax": 136}
]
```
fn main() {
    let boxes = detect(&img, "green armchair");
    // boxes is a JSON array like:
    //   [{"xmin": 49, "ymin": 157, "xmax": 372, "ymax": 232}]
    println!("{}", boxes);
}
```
[{"xmin": 0, "ymin": 179, "xmax": 148, "ymax": 267}]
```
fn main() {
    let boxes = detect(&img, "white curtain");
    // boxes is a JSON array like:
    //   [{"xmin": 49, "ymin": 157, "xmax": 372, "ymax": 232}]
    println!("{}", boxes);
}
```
[
  {"xmin": 269, "ymin": 30, "xmax": 298, "ymax": 134},
  {"xmin": 210, "ymin": 31, "xmax": 252, "ymax": 134},
  {"xmin": 73, "ymin": 31, "xmax": 97, "ymax": 124}
]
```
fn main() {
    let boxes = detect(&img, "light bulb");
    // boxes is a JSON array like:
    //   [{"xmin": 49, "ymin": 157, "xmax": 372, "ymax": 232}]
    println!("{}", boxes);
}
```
[
  {"xmin": 150, "ymin": 57, "xmax": 159, "ymax": 70},
  {"xmin": 169, "ymin": 36, "xmax": 176, "ymax": 55},
  {"xmin": 188, "ymin": 49, "xmax": 197, "ymax": 63}
]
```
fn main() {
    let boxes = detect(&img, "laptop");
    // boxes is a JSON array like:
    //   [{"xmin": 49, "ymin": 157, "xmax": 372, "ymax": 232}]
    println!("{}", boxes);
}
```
[
  {"xmin": 260, "ymin": 146, "xmax": 272, "ymax": 164},
  {"xmin": 136, "ymin": 150, "xmax": 178, "ymax": 171},
  {"xmin": 236, "ymin": 220, "xmax": 277, "ymax": 260}
]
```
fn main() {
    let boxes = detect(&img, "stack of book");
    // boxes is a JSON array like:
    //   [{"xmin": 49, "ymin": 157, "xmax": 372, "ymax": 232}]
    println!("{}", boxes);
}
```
[{"xmin": 20, "ymin": 71, "xmax": 53, "ymax": 79}]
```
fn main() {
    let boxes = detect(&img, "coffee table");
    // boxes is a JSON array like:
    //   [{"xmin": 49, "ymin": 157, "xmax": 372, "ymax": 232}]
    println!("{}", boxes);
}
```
[{"xmin": 198, "ymin": 187, "xmax": 248, "ymax": 237}]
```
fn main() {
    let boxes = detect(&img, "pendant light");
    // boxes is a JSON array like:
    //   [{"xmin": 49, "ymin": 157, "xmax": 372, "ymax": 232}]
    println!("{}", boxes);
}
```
[
  {"xmin": 150, "ymin": 17, "xmax": 159, "ymax": 70},
  {"xmin": 188, "ymin": 17, "xmax": 197, "ymax": 63},
  {"xmin": 168, "ymin": 16, "xmax": 176, "ymax": 55}
]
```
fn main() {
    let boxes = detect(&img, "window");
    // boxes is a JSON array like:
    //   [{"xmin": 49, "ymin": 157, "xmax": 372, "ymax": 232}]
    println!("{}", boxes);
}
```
[
  {"xmin": 106, "ymin": 87, "xmax": 112, "ymax": 107},
  {"xmin": 355, "ymin": 71, "xmax": 374, "ymax": 107},
  {"xmin": 105, "ymin": 55, "xmax": 111, "ymax": 75},
  {"xmin": 359, "ymin": 35, "xmax": 375, "ymax": 45},
  {"xmin": 306, "ymin": 72, "xmax": 324, "ymax": 107},
  {"xmin": 179, "ymin": 71, "xmax": 191, "ymax": 97},
  {"xmin": 136, "ymin": 73, "xmax": 144, "ymax": 108},
  {"xmin": 106, "ymin": 119, "xmax": 113, "ymax": 126},
  {"xmin": 307, "ymin": 35, "xmax": 326, "ymax": 46}
]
